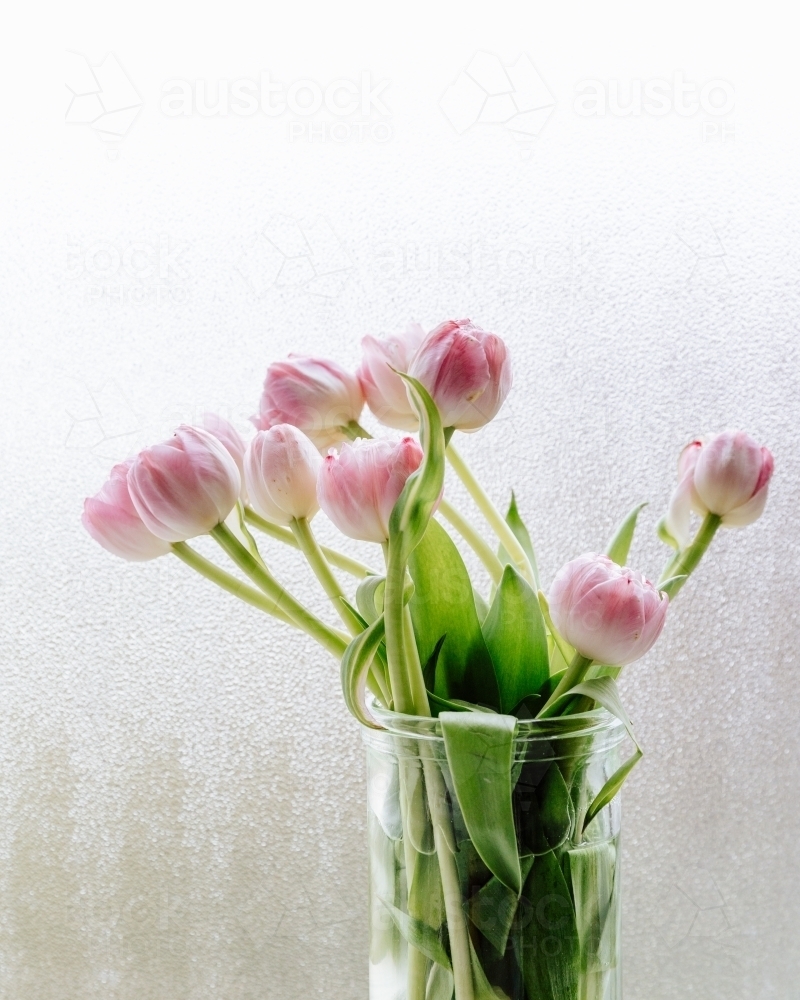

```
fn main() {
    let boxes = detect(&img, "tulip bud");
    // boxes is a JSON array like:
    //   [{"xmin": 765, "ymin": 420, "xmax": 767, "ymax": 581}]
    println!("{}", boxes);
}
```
[
  {"xmin": 317, "ymin": 436, "xmax": 425, "ymax": 543},
  {"xmin": 244, "ymin": 424, "xmax": 322, "ymax": 525},
  {"xmin": 82, "ymin": 461, "xmax": 172, "ymax": 561},
  {"xmin": 408, "ymin": 319, "xmax": 512, "ymax": 431},
  {"xmin": 128, "ymin": 425, "xmax": 241, "ymax": 542},
  {"xmin": 549, "ymin": 553, "xmax": 669, "ymax": 666},
  {"xmin": 665, "ymin": 432, "xmax": 774, "ymax": 547},
  {"xmin": 201, "ymin": 412, "xmax": 246, "ymax": 477},
  {"xmin": 358, "ymin": 322, "xmax": 426, "ymax": 430},
  {"xmin": 253, "ymin": 355, "xmax": 364, "ymax": 450}
]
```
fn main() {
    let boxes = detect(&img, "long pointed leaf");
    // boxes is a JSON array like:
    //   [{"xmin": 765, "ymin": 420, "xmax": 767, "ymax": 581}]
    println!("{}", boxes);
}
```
[
  {"xmin": 519, "ymin": 851, "xmax": 579, "ymax": 1000},
  {"xmin": 605, "ymin": 501, "xmax": 647, "ymax": 566},
  {"xmin": 499, "ymin": 492, "xmax": 540, "ymax": 588},
  {"xmin": 389, "ymin": 374, "xmax": 446, "ymax": 561},
  {"xmin": 470, "ymin": 854, "xmax": 535, "ymax": 955},
  {"xmin": 381, "ymin": 899, "xmax": 451, "ymax": 971},
  {"xmin": 409, "ymin": 520, "xmax": 500, "ymax": 708},
  {"xmin": 426, "ymin": 962, "xmax": 454, "ymax": 1000},
  {"xmin": 582, "ymin": 749, "xmax": 642, "ymax": 832},
  {"xmin": 440, "ymin": 712, "xmax": 521, "ymax": 895},
  {"xmin": 340, "ymin": 614, "xmax": 386, "ymax": 728},
  {"xmin": 483, "ymin": 565, "xmax": 549, "ymax": 714}
]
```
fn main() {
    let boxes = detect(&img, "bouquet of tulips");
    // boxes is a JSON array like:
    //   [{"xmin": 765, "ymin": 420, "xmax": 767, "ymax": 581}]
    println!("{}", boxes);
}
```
[{"xmin": 83, "ymin": 319, "xmax": 773, "ymax": 1000}]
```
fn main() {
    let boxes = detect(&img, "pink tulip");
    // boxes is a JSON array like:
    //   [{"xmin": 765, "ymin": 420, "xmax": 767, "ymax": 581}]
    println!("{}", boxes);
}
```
[
  {"xmin": 408, "ymin": 319, "xmax": 512, "ymax": 431},
  {"xmin": 358, "ymin": 322, "xmax": 427, "ymax": 430},
  {"xmin": 549, "ymin": 553, "xmax": 669, "ymax": 666},
  {"xmin": 665, "ymin": 432, "xmax": 774, "ymax": 547},
  {"xmin": 253, "ymin": 355, "xmax": 365, "ymax": 450},
  {"xmin": 317, "ymin": 436, "xmax": 426, "ymax": 543},
  {"xmin": 245, "ymin": 425, "xmax": 322, "ymax": 525},
  {"xmin": 201, "ymin": 412, "xmax": 246, "ymax": 477},
  {"xmin": 127, "ymin": 425, "xmax": 241, "ymax": 542},
  {"xmin": 82, "ymin": 461, "xmax": 172, "ymax": 561}
]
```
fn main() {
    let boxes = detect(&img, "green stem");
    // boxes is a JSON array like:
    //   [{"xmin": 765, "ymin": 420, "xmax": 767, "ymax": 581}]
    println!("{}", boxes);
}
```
[
  {"xmin": 341, "ymin": 420, "xmax": 372, "ymax": 441},
  {"xmin": 446, "ymin": 442, "xmax": 535, "ymax": 587},
  {"xmin": 438, "ymin": 498, "xmax": 504, "ymax": 585},
  {"xmin": 211, "ymin": 522, "xmax": 347, "ymax": 659},
  {"xmin": 403, "ymin": 604, "xmax": 430, "ymax": 713},
  {"xmin": 291, "ymin": 517, "xmax": 361, "ymax": 636},
  {"xmin": 420, "ymin": 754, "xmax": 475, "ymax": 1000},
  {"xmin": 659, "ymin": 513, "xmax": 721, "ymax": 598},
  {"xmin": 383, "ymin": 545, "xmax": 417, "ymax": 714},
  {"xmin": 538, "ymin": 652, "xmax": 593, "ymax": 719},
  {"xmin": 244, "ymin": 507, "xmax": 377, "ymax": 579},
  {"xmin": 171, "ymin": 543, "xmax": 296, "ymax": 627}
]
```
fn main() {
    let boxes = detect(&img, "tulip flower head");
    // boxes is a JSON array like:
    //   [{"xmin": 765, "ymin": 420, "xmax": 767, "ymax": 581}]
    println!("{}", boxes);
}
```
[
  {"xmin": 408, "ymin": 319, "xmax": 512, "ymax": 431},
  {"xmin": 358, "ymin": 322, "xmax": 427, "ymax": 430},
  {"xmin": 82, "ymin": 461, "xmax": 172, "ymax": 561},
  {"xmin": 665, "ymin": 431, "xmax": 774, "ymax": 547},
  {"xmin": 127, "ymin": 425, "xmax": 242, "ymax": 542},
  {"xmin": 245, "ymin": 424, "xmax": 322, "ymax": 525},
  {"xmin": 317, "ymin": 436, "xmax": 426, "ymax": 543},
  {"xmin": 253, "ymin": 355, "xmax": 365, "ymax": 450},
  {"xmin": 549, "ymin": 553, "xmax": 669, "ymax": 666},
  {"xmin": 201, "ymin": 412, "xmax": 247, "ymax": 477}
]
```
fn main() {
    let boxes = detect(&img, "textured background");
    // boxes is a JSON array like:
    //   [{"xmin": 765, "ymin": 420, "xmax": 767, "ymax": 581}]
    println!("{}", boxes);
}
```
[{"xmin": 1, "ymin": 2, "xmax": 798, "ymax": 997}]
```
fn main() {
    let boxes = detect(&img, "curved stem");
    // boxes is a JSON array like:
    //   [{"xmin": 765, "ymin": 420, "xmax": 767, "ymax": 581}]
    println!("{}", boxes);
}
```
[
  {"xmin": 437, "ymin": 498, "xmax": 504, "ymax": 584},
  {"xmin": 658, "ymin": 513, "xmax": 721, "ymax": 599},
  {"xmin": 538, "ymin": 652, "xmax": 593, "ymax": 719},
  {"xmin": 244, "ymin": 507, "xmax": 377, "ymax": 579},
  {"xmin": 171, "ymin": 543, "xmax": 296, "ymax": 627},
  {"xmin": 211, "ymin": 522, "xmax": 348, "ymax": 659},
  {"xmin": 291, "ymin": 517, "xmax": 361, "ymax": 636},
  {"xmin": 446, "ymin": 442, "xmax": 535, "ymax": 587}
]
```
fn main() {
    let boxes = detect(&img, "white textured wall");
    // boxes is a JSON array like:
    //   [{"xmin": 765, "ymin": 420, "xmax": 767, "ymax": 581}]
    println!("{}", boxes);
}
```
[{"xmin": 1, "ymin": 3, "xmax": 798, "ymax": 997}]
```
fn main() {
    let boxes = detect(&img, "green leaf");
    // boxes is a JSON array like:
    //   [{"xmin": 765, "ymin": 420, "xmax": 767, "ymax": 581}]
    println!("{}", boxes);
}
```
[
  {"xmin": 469, "ymin": 939, "xmax": 509, "ymax": 1000},
  {"xmin": 605, "ymin": 501, "xmax": 647, "ymax": 566},
  {"xmin": 356, "ymin": 574, "xmax": 386, "ymax": 623},
  {"xmin": 482, "ymin": 565, "xmax": 550, "ymax": 715},
  {"xmin": 470, "ymin": 854, "xmax": 535, "ymax": 955},
  {"xmin": 400, "ymin": 756, "xmax": 435, "ymax": 855},
  {"xmin": 657, "ymin": 515, "xmax": 680, "ymax": 551},
  {"xmin": 426, "ymin": 962, "xmax": 454, "ymax": 1000},
  {"xmin": 340, "ymin": 614, "xmax": 386, "ymax": 728},
  {"xmin": 389, "ymin": 374, "xmax": 446, "ymax": 563},
  {"xmin": 408, "ymin": 848, "xmax": 445, "ymax": 928},
  {"xmin": 518, "ymin": 851, "xmax": 579, "ymax": 1000},
  {"xmin": 423, "ymin": 635, "xmax": 447, "ymax": 691},
  {"xmin": 409, "ymin": 520, "xmax": 500, "ymax": 709},
  {"xmin": 499, "ymin": 492, "xmax": 540, "ymax": 589},
  {"xmin": 440, "ymin": 712, "xmax": 521, "ymax": 895},
  {"xmin": 473, "ymin": 589, "xmax": 490, "ymax": 624},
  {"xmin": 380, "ymin": 898, "xmax": 451, "ymax": 971},
  {"xmin": 551, "ymin": 675, "xmax": 644, "ymax": 832},
  {"xmin": 537, "ymin": 591, "xmax": 574, "ymax": 673},
  {"xmin": 553, "ymin": 677, "xmax": 639, "ymax": 751},
  {"xmin": 568, "ymin": 841, "xmax": 618, "ymax": 973},
  {"xmin": 582, "ymin": 749, "xmax": 642, "ymax": 832}
]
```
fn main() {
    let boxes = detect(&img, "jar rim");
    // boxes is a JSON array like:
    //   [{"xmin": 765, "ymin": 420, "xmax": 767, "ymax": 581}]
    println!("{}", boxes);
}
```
[{"xmin": 362, "ymin": 693, "xmax": 626, "ymax": 744}]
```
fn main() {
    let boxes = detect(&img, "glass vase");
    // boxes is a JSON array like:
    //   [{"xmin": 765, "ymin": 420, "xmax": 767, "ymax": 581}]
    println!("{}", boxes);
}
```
[{"xmin": 363, "ymin": 703, "xmax": 626, "ymax": 1000}]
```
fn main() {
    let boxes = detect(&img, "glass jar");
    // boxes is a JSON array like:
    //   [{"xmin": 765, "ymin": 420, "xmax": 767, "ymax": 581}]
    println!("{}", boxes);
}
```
[{"xmin": 363, "ymin": 702, "xmax": 627, "ymax": 1000}]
